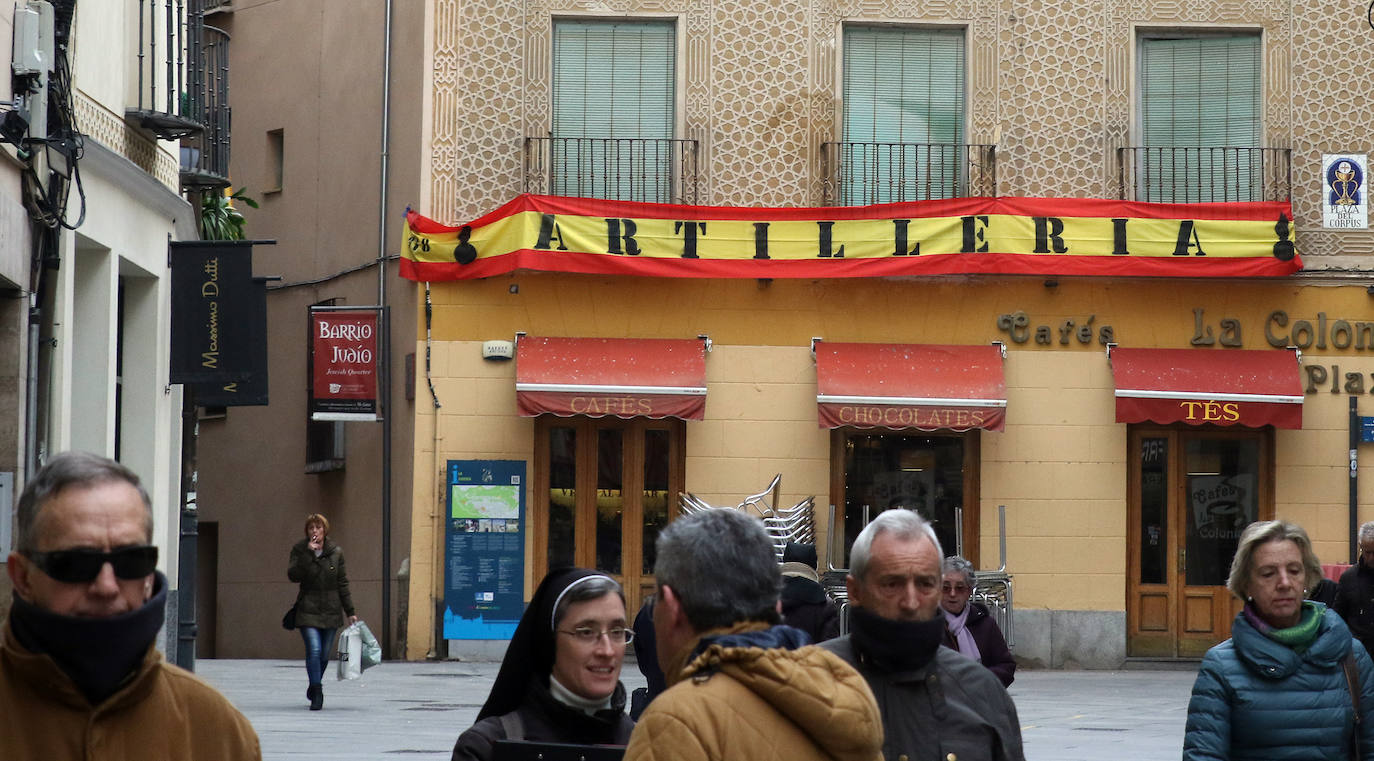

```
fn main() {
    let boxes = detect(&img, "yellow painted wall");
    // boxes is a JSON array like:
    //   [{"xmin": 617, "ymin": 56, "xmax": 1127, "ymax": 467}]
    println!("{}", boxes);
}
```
[{"xmin": 406, "ymin": 274, "xmax": 1374, "ymax": 657}]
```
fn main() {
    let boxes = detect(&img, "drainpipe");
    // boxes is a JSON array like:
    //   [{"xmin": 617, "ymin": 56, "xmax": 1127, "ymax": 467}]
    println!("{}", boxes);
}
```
[{"xmin": 376, "ymin": 0, "xmax": 396, "ymax": 658}]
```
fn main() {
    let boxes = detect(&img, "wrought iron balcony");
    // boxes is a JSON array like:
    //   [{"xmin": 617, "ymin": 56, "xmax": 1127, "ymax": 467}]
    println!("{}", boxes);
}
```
[
  {"xmin": 821, "ymin": 142, "xmax": 997, "ymax": 206},
  {"xmin": 1117, "ymin": 146, "xmax": 1291, "ymax": 203},
  {"xmin": 179, "ymin": 23, "xmax": 231, "ymax": 189},
  {"xmin": 126, "ymin": 0, "xmax": 231, "ymax": 190},
  {"xmin": 127, "ymin": 0, "xmax": 203, "ymax": 140},
  {"xmin": 524, "ymin": 136, "xmax": 699, "ymax": 205}
]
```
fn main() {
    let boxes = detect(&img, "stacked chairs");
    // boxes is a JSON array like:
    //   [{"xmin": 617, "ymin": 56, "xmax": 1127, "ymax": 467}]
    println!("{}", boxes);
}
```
[
  {"xmin": 972, "ymin": 569, "xmax": 1013, "ymax": 649},
  {"xmin": 679, "ymin": 474, "xmax": 817, "ymax": 562}
]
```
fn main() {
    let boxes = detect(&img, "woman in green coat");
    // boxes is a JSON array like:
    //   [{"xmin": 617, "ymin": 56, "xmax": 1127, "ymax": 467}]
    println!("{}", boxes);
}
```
[{"xmin": 288, "ymin": 513, "xmax": 356, "ymax": 710}]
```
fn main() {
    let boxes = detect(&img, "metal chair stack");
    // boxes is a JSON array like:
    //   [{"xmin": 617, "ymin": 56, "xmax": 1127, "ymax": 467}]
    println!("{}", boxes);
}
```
[{"xmin": 678, "ymin": 474, "xmax": 816, "ymax": 562}]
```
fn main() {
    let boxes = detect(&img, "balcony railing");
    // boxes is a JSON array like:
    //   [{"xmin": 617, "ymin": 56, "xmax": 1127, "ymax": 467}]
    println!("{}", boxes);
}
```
[
  {"xmin": 180, "ymin": 23, "xmax": 231, "ymax": 189},
  {"xmin": 127, "ymin": 0, "xmax": 203, "ymax": 139},
  {"xmin": 126, "ymin": 0, "xmax": 231, "ymax": 190},
  {"xmin": 1118, "ymin": 146, "xmax": 1291, "ymax": 203},
  {"xmin": 524, "ymin": 137, "xmax": 699, "ymax": 205},
  {"xmin": 821, "ymin": 142, "xmax": 996, "ymax": 206}
]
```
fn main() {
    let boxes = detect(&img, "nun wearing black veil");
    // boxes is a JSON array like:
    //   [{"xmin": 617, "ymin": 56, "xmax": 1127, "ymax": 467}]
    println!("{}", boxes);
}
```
[{"xmin": 451, "ymin": 569, "xmax": 636, "ymax": 761}]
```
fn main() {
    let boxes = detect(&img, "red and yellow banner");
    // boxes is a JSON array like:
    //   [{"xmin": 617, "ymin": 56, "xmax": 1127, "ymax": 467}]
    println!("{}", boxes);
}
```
[{"xmin": 399, "ymin": 195, "xmax": 1301, "ymax": 281}]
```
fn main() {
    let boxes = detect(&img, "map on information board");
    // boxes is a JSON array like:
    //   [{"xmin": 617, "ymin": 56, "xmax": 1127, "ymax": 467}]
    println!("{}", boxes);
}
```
[{"xmin": 450, "ymin": 484, "xmax": 519, "ymax": 520}]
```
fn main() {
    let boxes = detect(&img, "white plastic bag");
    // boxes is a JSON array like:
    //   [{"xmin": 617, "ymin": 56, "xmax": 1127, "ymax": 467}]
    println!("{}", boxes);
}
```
[
  {"xmin": 356, "ymin": 620, "xmax": 382, "ymax": 670},
  {"xmin": 336, "ymin": 623, "xmax": 362, "ymax": 681}
]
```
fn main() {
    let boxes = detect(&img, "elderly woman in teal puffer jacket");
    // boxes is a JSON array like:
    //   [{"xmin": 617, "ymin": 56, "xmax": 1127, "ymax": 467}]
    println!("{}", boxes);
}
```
[{"xmin": 1184, "ymin": 520, "xmax": 1374, "ymax": 760}]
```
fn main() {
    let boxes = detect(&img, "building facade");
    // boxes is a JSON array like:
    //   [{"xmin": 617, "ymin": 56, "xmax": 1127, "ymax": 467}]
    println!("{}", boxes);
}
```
[
  {"xmin": 402, "ymin": 1, "xmax": 1374, "ymax": 666},
  {"xmin": 0, "ymin": 0, "xmax": 204, "ymax": 652},
  {"xmin": 192, "ymin": 0, "xmax": 424, "ymax": 658}
]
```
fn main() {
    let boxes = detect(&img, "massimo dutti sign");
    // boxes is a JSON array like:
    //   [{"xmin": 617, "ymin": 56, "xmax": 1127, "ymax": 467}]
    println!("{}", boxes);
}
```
[{"xmin": 169, "ymin": 241, "xmax": 256, "ymax": 385}]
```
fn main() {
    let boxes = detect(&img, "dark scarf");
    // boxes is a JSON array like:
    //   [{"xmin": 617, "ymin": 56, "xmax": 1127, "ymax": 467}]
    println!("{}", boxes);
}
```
[
  {"xmin": 525, "ymin": 675, "xmax": 629, "ymax": 745},
  {"xmin": 9, "ymin": 571, "xmax": 167, "ymax": 705},
  {"xmin": 848, "ymin": 605, "xmax": 946, "ymax": 672}
]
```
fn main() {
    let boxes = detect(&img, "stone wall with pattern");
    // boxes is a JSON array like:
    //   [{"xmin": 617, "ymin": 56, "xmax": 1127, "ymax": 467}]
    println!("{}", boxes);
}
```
[{"xmin": 426, "ymin": 0, "xmax": 1374, "ymax": 271}]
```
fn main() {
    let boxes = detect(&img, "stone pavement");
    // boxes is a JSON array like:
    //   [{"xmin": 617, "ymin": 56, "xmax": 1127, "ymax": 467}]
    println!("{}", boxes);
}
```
[{"xmin": 196, "ymin": 658, "xmax": 1198, "ymax": 761}]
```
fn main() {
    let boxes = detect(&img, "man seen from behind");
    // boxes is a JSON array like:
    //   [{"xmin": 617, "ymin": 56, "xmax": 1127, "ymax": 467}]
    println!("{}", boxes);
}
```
[
  {"xmin": 0, "ymin": 451, "xmax": 260, "ymax": 760},
  {"xmin": 821, "ymin": 508, "xmax": 1023, "ymax": 761},
  {"xmin": 624, "ymin": 508, "xmax": 883, "ymax": 761}
]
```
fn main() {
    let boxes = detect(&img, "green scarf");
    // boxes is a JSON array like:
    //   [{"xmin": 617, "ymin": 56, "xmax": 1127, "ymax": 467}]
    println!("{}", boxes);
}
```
[{"xmin": 1256, "ymin": 601, "xmax": 1323, "ymax": 653}]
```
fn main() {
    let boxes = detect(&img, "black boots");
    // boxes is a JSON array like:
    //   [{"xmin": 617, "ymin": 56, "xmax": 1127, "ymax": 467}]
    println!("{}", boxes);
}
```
[{"xmin": 307, "ymin": 683, "xmax": 323, "ymax": 711}]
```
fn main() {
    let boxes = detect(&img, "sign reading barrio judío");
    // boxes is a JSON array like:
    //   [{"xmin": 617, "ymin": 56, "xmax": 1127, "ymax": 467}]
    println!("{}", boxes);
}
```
[
  {"xmin": 399, "ymin": 195, "xmax": 1300, "ymax": 281},
  {"xmin": 309, "ymin": 306, "xmax": 382, "ymax": 422}
]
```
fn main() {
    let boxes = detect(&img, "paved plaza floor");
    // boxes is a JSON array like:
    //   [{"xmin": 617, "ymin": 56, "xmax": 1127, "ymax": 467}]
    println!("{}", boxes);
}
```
[{"xmin": 196, "ymin": 658, "xmax": 1198, "ymax": 761}]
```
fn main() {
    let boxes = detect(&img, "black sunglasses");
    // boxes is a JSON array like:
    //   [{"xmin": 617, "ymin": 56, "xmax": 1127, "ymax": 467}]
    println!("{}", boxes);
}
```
[{"xmin": 26, "ymin": 545, "xmax": 159, "ymax": 583}]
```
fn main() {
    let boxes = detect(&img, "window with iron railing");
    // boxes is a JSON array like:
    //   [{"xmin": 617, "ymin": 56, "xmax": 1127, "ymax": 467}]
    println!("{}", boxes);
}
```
[
  {"xmin": 821, "ymin": 142, "xmax": 996, "ymax": 206},
  {"xmin": 524, "ymin": 136, "xmax": 699, "ymax": 204},
  {"xmin": 1130, "ymin": 34, "xmax": 1280, "ymax": 202},
  {"xmin": 836, "ymin": 25, "xmax": 970, "ymax": 205},
  {"xmin": 542, "ymin": 19, "xmax": 681, "ymax": 203}
]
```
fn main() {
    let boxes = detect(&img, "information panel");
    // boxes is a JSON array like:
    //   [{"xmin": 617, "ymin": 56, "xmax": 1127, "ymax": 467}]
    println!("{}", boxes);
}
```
[{"xmin": 443, "ymin": 460, "xmax": 526, "ymax": 640}]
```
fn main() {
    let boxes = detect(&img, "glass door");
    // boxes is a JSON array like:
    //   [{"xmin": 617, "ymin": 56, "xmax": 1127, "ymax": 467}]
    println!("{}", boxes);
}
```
[
  {"xmin": 1128, "ymin": 428, "xmax": 1269, "ymax": 657},
  {"xmin": 534, "ymin": 417, "xmax": 684, "ymax": 615}
]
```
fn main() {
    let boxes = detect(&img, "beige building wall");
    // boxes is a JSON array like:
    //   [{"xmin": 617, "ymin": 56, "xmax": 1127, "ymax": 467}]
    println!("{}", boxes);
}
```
[{"xmin": 195, "ymin": 0, "xmax": 425, "ymax": 659}]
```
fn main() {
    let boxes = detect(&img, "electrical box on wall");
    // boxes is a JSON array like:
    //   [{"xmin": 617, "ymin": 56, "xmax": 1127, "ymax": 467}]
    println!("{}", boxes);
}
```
[
  {"xmin": 12, "ymin": 1, "xmax": 52, "ymax": 77},
  {"xmin": 482, "ymin": 340, "xmax": 515, "ymax": 361}
]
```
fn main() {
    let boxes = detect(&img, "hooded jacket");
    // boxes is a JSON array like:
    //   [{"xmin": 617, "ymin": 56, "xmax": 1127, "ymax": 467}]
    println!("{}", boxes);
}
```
[
  {"xmin": 0, "ymin": 618, "xmax": 260, "ymax": 760},
  {"xmin": 288, "ymin": 536, "xmax": 355, "ymax": 629},
  {"xmin": 623, "ymin": 622, "xmax": 884, "ymax": 761},
  {"xmin": 1184, "ymin": 604, "xmax": 1374, "ymax": 761}
]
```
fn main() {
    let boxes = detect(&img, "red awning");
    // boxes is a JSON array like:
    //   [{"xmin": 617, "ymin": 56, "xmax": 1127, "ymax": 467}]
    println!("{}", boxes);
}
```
[
  {"xmin": 815, "ymin": 342, "xmax": 1007, "ymax": 432},
  {"xmin": 516, "ymin": 336, "xmax": 707, "ymax": 420},
  {"xmin": 1110, "ymin": 348, "xmax": 1303, "ymax": 429}
]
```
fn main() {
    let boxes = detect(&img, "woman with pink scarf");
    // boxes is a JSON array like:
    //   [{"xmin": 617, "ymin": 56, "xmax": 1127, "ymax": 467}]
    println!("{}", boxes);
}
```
[{"xmin": 940, "ymin": 555, "xmax": 1016, "ymax": 687}]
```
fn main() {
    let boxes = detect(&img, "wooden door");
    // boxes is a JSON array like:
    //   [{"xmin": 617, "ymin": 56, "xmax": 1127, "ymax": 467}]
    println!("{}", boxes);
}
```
[
  {"xmin": 1128, "ymin": 427, "xmax": 1270, "ymax": 657},
  {"xmin": 532, "ymin": 417, "xmax": 683, "ymax": 617}
]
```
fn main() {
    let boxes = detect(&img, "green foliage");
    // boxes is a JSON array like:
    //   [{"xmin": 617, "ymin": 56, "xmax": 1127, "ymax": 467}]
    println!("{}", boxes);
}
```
[{"xmin": 199, "ymin": 187, "xmax": 259, "ymax": 241}]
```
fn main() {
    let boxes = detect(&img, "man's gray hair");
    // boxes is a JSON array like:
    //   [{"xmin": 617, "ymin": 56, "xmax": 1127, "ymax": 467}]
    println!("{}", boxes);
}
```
[
  {"xmin": 16, "ymin": 451, "xmax": 153, "ymax": 554},
  {"xmin": 849, "ymin": 508, "xmax": 943, "ymax": 582},
  {"xmin": 1360, "ymin": 521, "xmax": 1374, "ymax": 547},
  {"xmin": 943, "ymin": 555, "xmax": 976, "ymax": 588},
  {"xmin": 654, "ymin": 508, "xmax": 780, "ymax": 631}
]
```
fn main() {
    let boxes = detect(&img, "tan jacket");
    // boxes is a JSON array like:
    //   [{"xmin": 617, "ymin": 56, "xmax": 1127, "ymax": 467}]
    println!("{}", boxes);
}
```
[
  {"xmin": 624, "ymin": 622, "xmax": 884, "ymax": 761},
  {"xmin": 0, "ymin": 622, "xmax": 261, "ymax": 761}
]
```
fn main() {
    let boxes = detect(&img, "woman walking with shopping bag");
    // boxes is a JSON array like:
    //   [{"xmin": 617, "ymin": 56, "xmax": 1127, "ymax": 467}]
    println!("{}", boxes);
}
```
[{"xmin": 288, "ymin": 513, "xmax": 356, "ymax": 711}]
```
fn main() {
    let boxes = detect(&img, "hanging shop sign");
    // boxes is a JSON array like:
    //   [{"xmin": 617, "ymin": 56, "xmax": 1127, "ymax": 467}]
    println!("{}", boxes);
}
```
[
  {"xmin": 168, "ymin": 241, "xmax": 257, "ymax": 385},
  {"xmin": 309, "ymin": 306, "xmax": 381, "ymax": 422},
  {"xmin": 443, "ymin": 459, "xmax": 525, "ymax": 640},
  {"xmin": 399, "ymin": 195, "xmax": 1301, "ymax": 281},
  {"xmin": 195, "ymin": 277, "xmax": 270, "ymax": 407},
  {"xmin": 1322, "ymin": 154, "xmax": 1368, "ymax": 230}
]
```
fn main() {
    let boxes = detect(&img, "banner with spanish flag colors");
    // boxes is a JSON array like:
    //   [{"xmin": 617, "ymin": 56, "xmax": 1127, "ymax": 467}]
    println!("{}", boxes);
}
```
[{"xmin": 399, "ymin": 195, "xmax": 1300, "ymax": 281}]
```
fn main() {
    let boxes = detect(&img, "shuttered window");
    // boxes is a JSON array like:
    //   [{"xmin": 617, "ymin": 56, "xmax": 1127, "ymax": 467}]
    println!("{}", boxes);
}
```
[
  {"xmin": 550, "ymin": 20, "xmax": 675, "ymax": 202},
  {"xmin": 1138, "ymin": 35, "xmax": 1262, "ymax": 201},
  {"xmin": 841, "ymin": 26, "xmax": 965, "ymax": 204}
]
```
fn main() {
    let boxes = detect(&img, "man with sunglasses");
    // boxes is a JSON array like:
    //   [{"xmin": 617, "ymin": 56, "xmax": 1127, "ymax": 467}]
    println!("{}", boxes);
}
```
[{"xmin": 1, "ymin": 451, "xmax": 260, "ymax": 760}]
